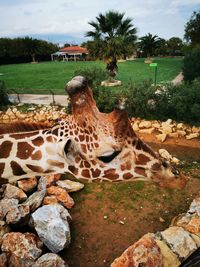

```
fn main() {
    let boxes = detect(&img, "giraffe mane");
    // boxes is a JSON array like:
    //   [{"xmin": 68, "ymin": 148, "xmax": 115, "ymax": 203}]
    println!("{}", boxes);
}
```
[{"xmin": 0, "ymin": 122, "xmax": 51, "ymax": 135}]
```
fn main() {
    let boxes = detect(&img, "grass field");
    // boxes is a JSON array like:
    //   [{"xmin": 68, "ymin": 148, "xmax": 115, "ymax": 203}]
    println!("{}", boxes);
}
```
[{"xmin": 0, "ymin": 58, "xmax": 183, "ymax": 94}]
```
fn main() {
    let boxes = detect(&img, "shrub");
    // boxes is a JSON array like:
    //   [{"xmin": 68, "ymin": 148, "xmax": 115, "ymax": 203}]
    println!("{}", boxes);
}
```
[
  {"xmin": 0, "ymin": 80, "xmax": 10, "ymax": 107},
  {"xmin": 183, "ymin": 48, "xmax": 200, "ymax": 83}
]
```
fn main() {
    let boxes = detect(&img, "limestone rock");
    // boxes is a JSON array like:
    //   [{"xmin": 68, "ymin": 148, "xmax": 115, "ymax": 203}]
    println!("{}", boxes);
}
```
[
  {"xmin": 0, "ymin": 253, "xmax": 7, "ymax": 267},
  {"xmin": 139, "ymin": 121, "xmax": 152, "ymax": 129},
  {"xmin": 186, "ymin": 133, "xmax": 199, "ymax": 140},
  {"xmin": 158, "ymin": 149, "xmax": 172, "ymax": 161},
  {"xmin": 56, "ymin": 180, "xmax": 84, "ymax": 192},
  {"xmin": 31, "ymin": 204, "xmax": 71, "ymax": 253},
  {"xmin": 192, "ymin": 126, "xmax": 200, "ymax": 134},
  {"xmin": 0, "ymin": 198, "xmax": 18, "ymax": 220},
  {"xmin": 1, "ymin": 232, "xmax": 43, "ymax": 265},
  {"xmin": 188, "ymin": 197, "xmax": 200, "ymax": 216},
  {"xmin": 18, "ymin": 177, "xmax": 37, "ymax": 192},
  {"xmin": 171, "ymin": 157, "xmax": 180, "ymax": 164},
  {"xmin": 169, "ymin": 132, "xmax": 179, "ymax": 138},
  {"xmin": 33, "ymin": 253, "xmax": 68, "ymax": 267},
  {"xmin": 38, "ymin": 174, "xmax": 61, "ymax": 191},
  {"xmin": 132, "ymin": 123, "xmax": 139, "ymax": 131},
  {"xmin": 3, "ymin": 184, "xmax": 27, "ymax": 202},
  {"xmin": 160, "ymin": 125, "xmax": 173, "ymax": 134},
  {"xmin": 152, "ymin": 122, "xmax": 161, "ymax": 129},
  {"xmin": 0, "ymin": 221, "xmax": 10, "ymax": 246},
  {"xmin": 24, "ymin": 190, "xmax": 46, "ymax": 212},
  {"xmin": 6, "ymin": 204, "xmax": 30, "ymax": 225},
  {"xmin": 162, "ymin": 119, "xmax": 172, "ymax": 126},
  {"xmin": 177, "ymin": 130, "xmax": 187, "ymax": 137},
  {"xmin": 43, "ymin": 196, "xmax": 58, "ymax": 205},
  {"xmin": 111, "ymin": 233, "xmax": 162, "ymax": 267},
  {"xmin": 47, "ymin": 186, "xmax": 74, "ymax": 209},
  {"xmin": 156, "ymin": 133, "xmax": 167, "ymax": 142},
  {"xmin": 177, "ymin": 123, "xmax": 184, "ymax": 130},
  {"xmin": 139, "ymin": 128, "xmax": 155, "ymax": 134},
  {"xmin": 155, "ymin": 238, "xmax": 180, "ymax": 267},
  {"xmin": 160, "ymin": 226, "xmax": 197, "ymax": 260}
]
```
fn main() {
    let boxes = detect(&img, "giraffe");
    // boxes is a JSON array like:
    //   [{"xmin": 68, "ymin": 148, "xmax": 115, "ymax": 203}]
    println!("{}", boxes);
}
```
[{"xmin": 0, "ymin": 76, "xmax": 187, "ymax": 188}]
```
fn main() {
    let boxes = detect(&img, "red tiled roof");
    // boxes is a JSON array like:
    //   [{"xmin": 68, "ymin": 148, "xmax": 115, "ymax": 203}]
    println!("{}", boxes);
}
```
[{"xmin": 59, "ymin": 46, "xmax": 87, "ymax": 53}]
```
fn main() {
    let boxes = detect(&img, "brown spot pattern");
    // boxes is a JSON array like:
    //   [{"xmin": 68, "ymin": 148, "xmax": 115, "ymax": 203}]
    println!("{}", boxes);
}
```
[
  {"xmin": 26, "ymin": 164, "xmax": 44, "ymax": 173},
  {"xmin": 0, "ymin": 141, "xmax": 13, "ymax": 159},
  {"xmin": 11, "ymin": 161, "xmax": 27, "ymax": 176},
  {"xmin": 135, "ymin": 167, "xmax": 146, "ymax": 177},
  {"xmin": 32, "ymin": 136, "xmax": 44, "ymax": 147},
  {"xmin": 123, "ymin": 173, "xmax": 133, "ymax": 179},
  {"xmin": 103, "ymin": 169, "xmax": 119, "ymax": 180},
  {"xmin": 81, "ymin": 144, "xmax": 87, "ymax": 153},
  {"xmin": 136, "ymin": 154, "xmax": 150, "ymax": 165},
  {"xmin": 152, "ymin": 163, "xmax": 161, "ymax": 171},
  {"xmin": 47, "ymin": 160, "xmax": 64, "ymax": 168},
  {"xmin": 91, "ymin": 168, "xmax": 101, "ymax": 177},
  {"xmin": 81, "ymin": 169, "xmax": 90, "ymax": 178},
  {"xmin": 17, "ymin": 142, "xmax": 35, "ymax": 159},
  {"xmin": 31, "ymin": 150, "xmax": 42, "ymax": 160}
]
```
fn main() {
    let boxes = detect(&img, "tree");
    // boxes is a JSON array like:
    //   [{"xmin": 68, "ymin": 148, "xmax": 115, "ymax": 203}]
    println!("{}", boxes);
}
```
[
  {"xmin": 85, "ymin": 10, "xmax": 137, "ymax": 79},
  {"xmin": 167, "ymin": 37, "xmax": 183, "ymax": 56},
  {"xmin": 184, "ymin": 10, "xmax": 200, "ymax": 47},
  {"xmin": 139, "ymin": 33, "xmax": 161, "ymax": 58}
]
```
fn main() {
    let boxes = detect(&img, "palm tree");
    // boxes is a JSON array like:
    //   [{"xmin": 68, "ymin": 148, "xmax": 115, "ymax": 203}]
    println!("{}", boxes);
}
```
[
  {"xmin": 139, "ymin": 33, "xmax": 161, "ymax": 59},
  {"xmin": 85, "ymin": 10, "xmax": 137, "ymax": 80}
]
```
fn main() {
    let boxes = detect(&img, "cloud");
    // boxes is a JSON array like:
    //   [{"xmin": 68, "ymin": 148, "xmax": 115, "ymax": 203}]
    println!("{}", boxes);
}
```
[
  {"xmin": 0, "ymin": 0, "xmax": 199, "ymax": 41},
  {"xmin": 170, "ymin": 0, "xmax": 200, "ymax": 7}
]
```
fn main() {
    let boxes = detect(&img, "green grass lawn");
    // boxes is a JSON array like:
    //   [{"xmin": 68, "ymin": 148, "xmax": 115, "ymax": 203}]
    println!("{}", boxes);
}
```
[{"xmin": 0, "ymin": 58, "xmax": 183, "ymax": 94}]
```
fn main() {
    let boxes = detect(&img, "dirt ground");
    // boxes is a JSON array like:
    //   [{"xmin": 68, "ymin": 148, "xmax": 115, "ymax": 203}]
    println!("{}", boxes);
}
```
[{"xmin": 62, "ymin": 134, "xmax": 200, "ymax": 267}]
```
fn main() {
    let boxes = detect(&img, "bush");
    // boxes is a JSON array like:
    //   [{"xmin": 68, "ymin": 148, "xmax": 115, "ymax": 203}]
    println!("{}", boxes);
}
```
[
  {"xmin": 183, "ymin": 48, "xmax": 200, "ymax": 83},
  {"xmin": 0, "ymin": 80, "xmax": 10, "ymax": 107},
  {"xmin": 72, "ymin": 67, "xmax": 200, "ymax": 125}
]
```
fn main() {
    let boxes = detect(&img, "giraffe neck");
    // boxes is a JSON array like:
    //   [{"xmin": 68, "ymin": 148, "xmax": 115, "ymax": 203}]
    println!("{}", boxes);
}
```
[{"xmin": 0, "ymin": 126, "xmax": 68, "ymax": 183}]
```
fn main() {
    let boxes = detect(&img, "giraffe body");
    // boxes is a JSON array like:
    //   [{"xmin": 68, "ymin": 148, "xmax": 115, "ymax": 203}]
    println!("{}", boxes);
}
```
[{"xmin": 0, "ymin": 76, "xmax": 187, "ymax": 189}]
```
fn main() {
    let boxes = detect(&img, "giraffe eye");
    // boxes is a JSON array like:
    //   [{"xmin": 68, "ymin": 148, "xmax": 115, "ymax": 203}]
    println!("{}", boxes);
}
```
[{"xmin": 98, "ymin": 151, "xmax": 121, "ymax": 163}]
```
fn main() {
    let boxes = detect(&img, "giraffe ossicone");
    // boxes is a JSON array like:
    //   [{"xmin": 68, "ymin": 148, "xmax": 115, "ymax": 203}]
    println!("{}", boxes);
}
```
[{"xmin": 0, "ymin": 76, "xmax": 187, "ymax": 189}]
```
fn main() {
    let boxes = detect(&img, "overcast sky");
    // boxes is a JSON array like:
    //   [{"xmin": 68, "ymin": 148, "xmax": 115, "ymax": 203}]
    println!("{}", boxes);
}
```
[{"xmin": 0, "ymin": 0, "xmax": 200, "ymax": 44}]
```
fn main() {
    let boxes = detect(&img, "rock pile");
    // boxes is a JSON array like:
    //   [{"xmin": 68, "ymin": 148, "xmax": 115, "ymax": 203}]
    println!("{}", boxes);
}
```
[
  {"xmin": 131, "ymin": 118, "xmax": 200, "ymax": 142},
  {"xmin": 0, "ymin": 104, "xmax": 68, "ymax": 125},
  {"xmin": 111, "ymin": 196, "xmax": 200, "ymax": 267},
  {"xmin": 0, "ymin": 174, "xmax": 84, "ymax": 266}
]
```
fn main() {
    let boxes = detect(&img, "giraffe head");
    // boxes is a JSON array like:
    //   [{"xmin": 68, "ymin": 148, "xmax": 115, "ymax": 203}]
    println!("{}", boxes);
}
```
[{"xmin": 56, "ymin": 76, "xmax": 187, "ymax": 189}]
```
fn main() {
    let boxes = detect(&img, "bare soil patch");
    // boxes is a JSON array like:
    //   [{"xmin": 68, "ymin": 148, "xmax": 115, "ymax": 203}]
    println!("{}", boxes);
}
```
[{"xmin": 62, "ymin": 135, "xmax": 200, "ymax": 267}]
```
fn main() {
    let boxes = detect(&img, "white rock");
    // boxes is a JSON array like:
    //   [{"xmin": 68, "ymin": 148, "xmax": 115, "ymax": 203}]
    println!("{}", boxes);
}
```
[
  {"xmin": 171, "ymin": 157, "xmax": 180, "ymax": 164},
  {"xmin": 186, "ymin": 133, "xmax": 199, "ymax": 140},
  {"xmin": 177, "ymin": 130, "xmax": 187, "ymax": 137},
  {"xmin": 132, "ymin": 123, "xmax": 139, "ymax": 131},
  {"xmin": 160, "ymin": 125, "xmax": 173, "ymax": 134},
  {"xmin": 187, "ymin": 197, "xmax": 200, "ymax": 216},
  {"xmin": 158, "ymin": 149, "xmax": 172, "ymax": 161},
  {"xmin": 138, "ymin": 121, "xmax": 152, "ymax": 129},
  {"xmin": 139, "ymin": 128, "xmax": 154, "ymax": 134},
  {"xmin": 177, "ymin": 123, "xmax": 184, "ymax": 130},
  {"xmin": 31, "ymin": 204, "xmax": 71, "ymax": 253},
  {"xmin": 33, "ymin": 253, "xmax": 68, "ymax": 267},
  {"xmin": 161, "ymin": 226, "xmax": 197, "ymax": 259},
  {"xmin": 192, "ymin": 126, "xmax": 200, "ymax": 134},
  {"xmin": 162, "ymin": 119, "xmax": 172, "ymax": 126},
  {"xmin": 156, "ymin": 134, "xmax": 167, "ymax": 142},
  {"xmin": 56, "ymin": 180, "xmax": 84, "ymax": 192}
]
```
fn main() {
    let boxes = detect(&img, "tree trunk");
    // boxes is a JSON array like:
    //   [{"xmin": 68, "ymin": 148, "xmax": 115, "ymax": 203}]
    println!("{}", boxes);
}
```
[{"xmin": 106, "ymin": 58, "xmax": 118, "ymax": 81}]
